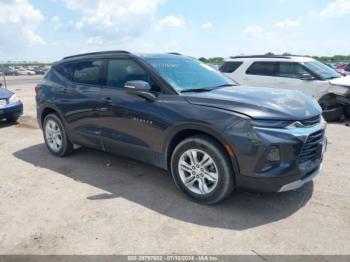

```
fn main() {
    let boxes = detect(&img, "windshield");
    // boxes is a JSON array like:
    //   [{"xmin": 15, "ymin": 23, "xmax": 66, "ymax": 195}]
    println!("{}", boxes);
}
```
[
  {"xmin": 303, "ymin": 61, "xmax": 341, "ymax": 80},
  {"xmin": 144, "ymin": 57, "xmax": 235, "ymax": 92}
]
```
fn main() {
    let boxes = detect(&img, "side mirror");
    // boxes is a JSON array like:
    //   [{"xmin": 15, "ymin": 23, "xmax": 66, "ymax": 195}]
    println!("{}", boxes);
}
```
[
  {"xmin": 300, "ymin": 73, "xmax": 315, "ymax": 81},
  {"xmin": 124, "ymin": 80, "xmax": 157, "ymax": 101}
]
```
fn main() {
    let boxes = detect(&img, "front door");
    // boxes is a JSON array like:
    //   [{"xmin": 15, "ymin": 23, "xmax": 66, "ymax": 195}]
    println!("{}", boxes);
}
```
[
  {"xmin": 99, "ymin": 58, "xmax": 167, "ymax": 163},
  {"xmin": 275, "ymin": 62, "xmax": 325, "ymax": 98}
]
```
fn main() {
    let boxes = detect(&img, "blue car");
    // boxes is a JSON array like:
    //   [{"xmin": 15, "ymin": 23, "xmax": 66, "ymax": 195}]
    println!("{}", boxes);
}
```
[{"xmin": 0, "ymin": 83, "xmax": 23, "ymax": 123}]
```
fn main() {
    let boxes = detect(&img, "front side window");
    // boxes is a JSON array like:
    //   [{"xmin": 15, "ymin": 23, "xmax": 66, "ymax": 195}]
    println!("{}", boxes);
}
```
[
  {"xmin": 106, "ymin": 59, "xmax": 150, "ymax": 88},
  {"xmin": 220, "ymin": 61, "xmax": 243, "ymax": 73},
  {"xmin": 144, "ymin": 57, "xmax": 234, "ymax": 92},
  {"xmin": 278, "ymin": 62, "xmax": 309, "ymax": 79},
  {"xmin": 246, "ymin": 62, "xmax": 277, "ymax": 76},
  {"xmin": 303, "ymin": 60, "xmax": 341, "ymax": 80},
  {"xmin": 56, "ymin": 60, "xmax": 103, "ymax": 85}
]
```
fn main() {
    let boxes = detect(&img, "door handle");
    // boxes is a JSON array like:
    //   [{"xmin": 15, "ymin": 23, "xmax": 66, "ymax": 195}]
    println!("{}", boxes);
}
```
[
  {"xmin": 103, "ymin": 97, "xmax": 113, "ymax": 104},
  {"xmin": 60, "ymin": 88, "xmax": 68, "ymax": 94}
]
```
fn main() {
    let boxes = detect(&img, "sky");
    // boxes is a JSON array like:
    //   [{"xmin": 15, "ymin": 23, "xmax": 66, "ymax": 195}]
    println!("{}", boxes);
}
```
[{"xmin": 0, "ymin": 0, "xmax": 349, "ymax": 62}]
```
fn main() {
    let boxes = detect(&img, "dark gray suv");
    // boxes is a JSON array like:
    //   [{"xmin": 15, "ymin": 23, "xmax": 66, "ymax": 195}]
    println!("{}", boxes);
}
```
[{"xmin": 36, "ymin": 51, "xmax": 327, "ymax": 204}]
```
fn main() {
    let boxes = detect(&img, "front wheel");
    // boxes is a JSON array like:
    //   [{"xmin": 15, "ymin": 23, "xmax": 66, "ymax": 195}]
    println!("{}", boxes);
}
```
[
  {"xmin": 43, "ymin": 114, "xmax": 73, "ymax": 157},
  {"xmin": 171, "ymin": 135, "xmax": 234, "ymax": 205}
]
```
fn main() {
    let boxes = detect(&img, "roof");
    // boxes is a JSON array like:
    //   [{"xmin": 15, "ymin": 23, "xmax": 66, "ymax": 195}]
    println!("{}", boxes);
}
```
[
  {"xmin": 228, "ymin": 55, "xmax": 315, "ymax": 62},
  {"xmin": 62, "ymin": 51, "xmax": 184, "ymax": 61}
]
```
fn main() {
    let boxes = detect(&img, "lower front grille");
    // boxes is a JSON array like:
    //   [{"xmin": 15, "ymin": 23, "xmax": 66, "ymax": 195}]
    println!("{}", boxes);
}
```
[{"xmin": 299, "ymin": 130, "xmax": 325, "ymax": 163}]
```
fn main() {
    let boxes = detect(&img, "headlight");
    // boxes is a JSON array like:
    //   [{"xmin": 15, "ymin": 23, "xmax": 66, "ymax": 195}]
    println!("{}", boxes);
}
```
[
  {"xmin": 8, "ymin": 94, "xmax": 20, "ymax": 104},
  {"xmin": 252, "ymin": 119, "xmax": 294, "ymax": 128}
]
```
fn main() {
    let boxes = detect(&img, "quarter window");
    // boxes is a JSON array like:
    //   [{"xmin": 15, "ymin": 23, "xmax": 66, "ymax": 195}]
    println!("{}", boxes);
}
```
[
  {"xmin": 246, "ymin": 62, "xmax": 277, "ymax": 76},
  {"xmin": 278, "ymin": 62, "xmax": 309, "ymax": 79},
  {"xmin": 220, "ymin": 61, "xmax": 243, "ymax": 73}
]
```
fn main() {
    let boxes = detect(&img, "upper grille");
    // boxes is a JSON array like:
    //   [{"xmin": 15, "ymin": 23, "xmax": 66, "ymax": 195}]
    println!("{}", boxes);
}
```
[
  {"xmin": 299, "ymin": 130, "xmax": 325, "ymax": 163},
  {"xmin": 0, "ymin": 99, "xmax": 7, "ymax": 106},
  {"xmin": 299, "ymin": 115, "xmax": 321, "ymax": 127}
]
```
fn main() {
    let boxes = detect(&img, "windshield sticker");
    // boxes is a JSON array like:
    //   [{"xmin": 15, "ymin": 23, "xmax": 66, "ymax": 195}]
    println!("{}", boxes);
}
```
[{"xmin": 151, "ymin": 63, "xmax": 178, "ymax": 68}]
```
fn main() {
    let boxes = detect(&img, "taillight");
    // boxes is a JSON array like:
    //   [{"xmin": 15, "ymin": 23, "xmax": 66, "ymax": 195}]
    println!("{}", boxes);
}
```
[{"xmin": 35, "ymin": 85, "xmax": 40, "ymax": 95}]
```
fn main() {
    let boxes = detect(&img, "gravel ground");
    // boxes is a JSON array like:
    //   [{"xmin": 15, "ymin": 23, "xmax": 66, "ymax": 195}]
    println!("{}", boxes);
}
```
[{"xmin": 0, "ymin": 76, "xmax": 349, "ymax": 255}]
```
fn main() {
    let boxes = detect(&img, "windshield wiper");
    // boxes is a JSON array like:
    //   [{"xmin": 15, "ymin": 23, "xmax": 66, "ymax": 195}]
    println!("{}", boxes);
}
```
[
  {"xmin": 181, "ymin": 88, "xmax": 213, "ymax": 93},
  {"xmin": 212, "ymin": 84, "xmax": 235, "ymax": 88},
  {"xmin": 180, "ymin": 84, "xmax": 235, "ymax": 93}
]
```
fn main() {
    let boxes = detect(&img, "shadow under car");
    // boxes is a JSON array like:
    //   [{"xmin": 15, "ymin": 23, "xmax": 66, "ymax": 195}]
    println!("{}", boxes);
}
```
[{"xmin": 13, "ymin": 144, "xmax": 314, "ymax": 230}]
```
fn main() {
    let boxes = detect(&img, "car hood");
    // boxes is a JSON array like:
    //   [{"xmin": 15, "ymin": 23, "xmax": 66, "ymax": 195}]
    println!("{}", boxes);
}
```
[
  {"xmin": 183, "ymin": 86, "xmax": 321, "ymax": 120},
  {"xmin": 329, "ymin": 75, "xmax": 350, "ymax": 87},
  {"xmin": 0, "ymin": 88, "xmax": 13, "ymax": 99}
]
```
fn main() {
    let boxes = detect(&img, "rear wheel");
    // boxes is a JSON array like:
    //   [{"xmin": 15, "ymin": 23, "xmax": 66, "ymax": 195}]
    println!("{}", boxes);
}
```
[
  {"xmin": 319, "ymin": 95, "xmax": 345, "ymax": 122},
  {"xmin": 322, "ymin": 105, "xmax": 344, "ymax": 122},
  {"xmin": 43, "ymin": 114, "xmax": 73, "ymax": 157},
  {"xmin": 171, "ymin": 135, "xmax": 234, "ymax": 205}
]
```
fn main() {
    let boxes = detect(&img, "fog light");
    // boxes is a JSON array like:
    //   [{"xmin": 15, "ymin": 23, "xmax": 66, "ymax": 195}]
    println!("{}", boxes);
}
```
[{"xmin": 266, "ymin": 146, "xmax": 281, "ymax": 162}]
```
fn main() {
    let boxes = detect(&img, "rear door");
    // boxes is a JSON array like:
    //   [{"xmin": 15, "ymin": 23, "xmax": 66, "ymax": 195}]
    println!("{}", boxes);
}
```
[
  {"xmin": 243, "ymin": 61, "xmax": 278, "ymax": 87},
  {"xmin": 54, "ymin": 59, "xmax": 104, "ymax": 149}
]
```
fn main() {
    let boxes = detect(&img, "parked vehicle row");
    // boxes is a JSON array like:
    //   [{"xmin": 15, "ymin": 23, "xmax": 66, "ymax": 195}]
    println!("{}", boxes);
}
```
[
  {"xmin": 34, "ymin": 51, "xmax": 327, "ymax": 204},
  {"xmin": 1, "ymin": 66, "xmax": 50, "ymax": 76},
  {"xmin": 220, "ymin": 55, "xmax": 350, "ymax": 121}
]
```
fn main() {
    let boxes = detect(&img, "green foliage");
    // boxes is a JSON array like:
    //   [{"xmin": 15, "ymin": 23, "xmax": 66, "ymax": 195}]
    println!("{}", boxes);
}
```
[
  {"xmin": 199, "ymin": 57, "xmax": 225, "ymax": 65},
  {"xmin": 312, "ymin": 55, "xmax": 350, "ymax": 63}
]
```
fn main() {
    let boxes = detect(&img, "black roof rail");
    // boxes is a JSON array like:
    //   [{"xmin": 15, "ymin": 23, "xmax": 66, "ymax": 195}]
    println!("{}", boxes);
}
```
[
  {"xmin": 229, "ymin": 55, "xmax": 292, "ymax": 59},
  {"xmin": 63, "ymin": 50, "xmax": 131, "ymax": 60},
  {"xmin": 168, "ymin": 52, "xmax": 182, "ymax": 56}
]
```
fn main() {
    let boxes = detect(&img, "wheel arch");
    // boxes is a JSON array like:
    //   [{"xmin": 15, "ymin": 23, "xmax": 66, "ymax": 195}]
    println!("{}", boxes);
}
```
[
  {"xmin": 39, "ymin": 104, "xmax": 65, "ymax": 126},
  {"xmin": 164, "ymin": 124, "xmax": 240, "ymax": 179}
]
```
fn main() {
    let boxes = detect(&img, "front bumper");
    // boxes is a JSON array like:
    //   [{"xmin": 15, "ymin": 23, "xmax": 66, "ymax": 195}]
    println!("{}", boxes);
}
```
[
  {"xmin": 278, "ymin": 164, "xmax": 321, "ymax": 192},
  {"xmin": 0, "ymin": 101, "xmax": 23, "ymax": 120},
  {"xmin": 227, "ymin": 119, "xmax": 327, "ymax": 193}
]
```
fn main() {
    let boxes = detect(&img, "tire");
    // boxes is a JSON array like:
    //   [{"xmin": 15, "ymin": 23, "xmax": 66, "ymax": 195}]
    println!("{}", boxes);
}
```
[
  {"xmin": 322, "ymin": 105, "xmax": 344, "ymax": 122},
  {"xmin": 43, "ymin": 113, "xmax": 73, "ymax": 157},
  {"xmin": 170, "ymin": 135, "xmax": 234, "ymax": 205}
]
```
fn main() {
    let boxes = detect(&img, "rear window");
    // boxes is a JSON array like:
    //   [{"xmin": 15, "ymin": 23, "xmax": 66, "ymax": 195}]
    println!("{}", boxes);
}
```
[
  {"xmin": 56, "ymin": 60, "xmax": 103, "ymax": 85},
  {"xmin": 246, "ymin": 62, "xmax": 277, "ymax": 76},
  {"xmin": 220, "ymin": 61, "xmax": 243, "ymax": 73}
]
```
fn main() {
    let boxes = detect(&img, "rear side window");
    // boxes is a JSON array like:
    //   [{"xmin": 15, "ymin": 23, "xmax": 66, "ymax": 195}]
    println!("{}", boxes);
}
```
[
  {"xmin": 56, "ymin": 60, "xmax": 103, "ymax": 85},
  {"xmin": 106, "ymin": 59, "xmax": 150, "ymax": 88},
  {"xmin": 220, "ymin": 61, "xmax": 243, "ymax": 73},
  {"xmin": 278, "ymin": 62, "xmax": 309, "ymax": 79},
  {"xmin": 246, "ymin": 62, "xmax": 277, "ymax": 76}
]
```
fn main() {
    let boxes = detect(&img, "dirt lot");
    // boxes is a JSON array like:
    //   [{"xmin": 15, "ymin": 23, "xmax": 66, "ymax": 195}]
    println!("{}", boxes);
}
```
[{"xmin": 0, "ymin": 76, "xmax": 350, "ymax": 255}]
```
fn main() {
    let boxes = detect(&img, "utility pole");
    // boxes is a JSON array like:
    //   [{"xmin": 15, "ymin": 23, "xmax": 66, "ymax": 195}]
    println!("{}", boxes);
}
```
[{"xmin": 1, "ymin": 63, "xmax": 7, "ymax": 89}]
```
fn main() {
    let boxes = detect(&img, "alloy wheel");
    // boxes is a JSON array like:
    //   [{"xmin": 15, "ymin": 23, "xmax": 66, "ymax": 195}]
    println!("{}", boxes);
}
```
[{"xmin": 178, "ymin": 149, "xmax": 219, "ymax": 195}]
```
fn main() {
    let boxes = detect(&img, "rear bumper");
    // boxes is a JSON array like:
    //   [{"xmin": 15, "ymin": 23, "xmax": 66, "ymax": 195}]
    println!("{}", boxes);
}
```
[{"xmin": 0, "ymin": 101, "xmax": 23, "ymax": 120}]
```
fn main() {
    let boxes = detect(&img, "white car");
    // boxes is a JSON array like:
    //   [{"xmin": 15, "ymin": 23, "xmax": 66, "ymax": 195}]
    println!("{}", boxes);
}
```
[
  {"xmin": 15, "ymin": 69, "xmax": 36, "ymax": 76},
  {"xmin": 220, "ymin": 55, "xmax": 350, "ymax": 121}
]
